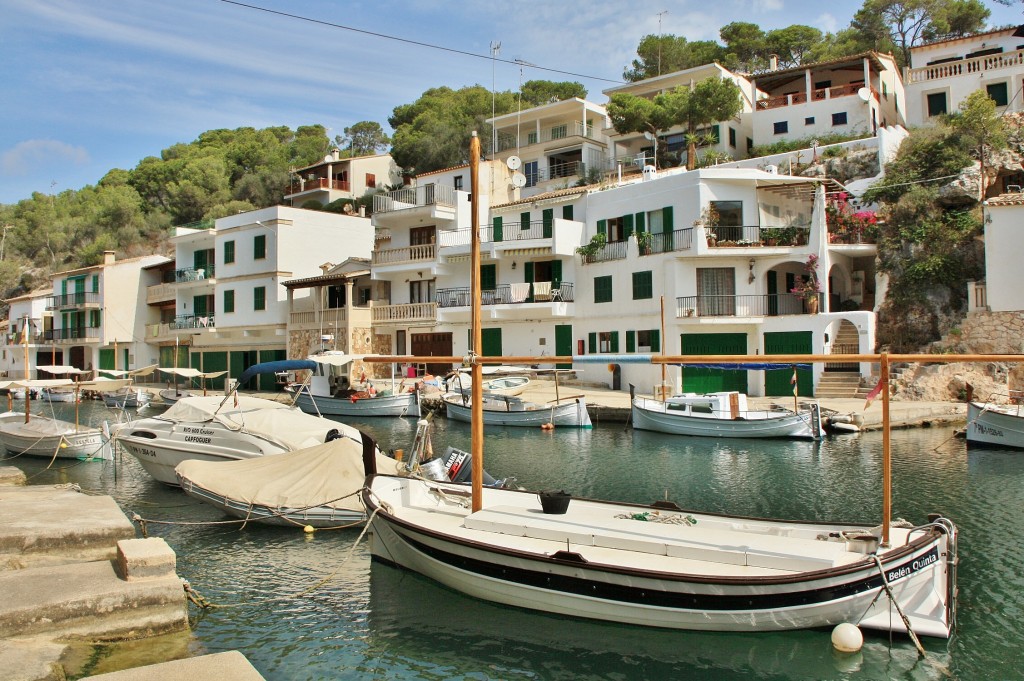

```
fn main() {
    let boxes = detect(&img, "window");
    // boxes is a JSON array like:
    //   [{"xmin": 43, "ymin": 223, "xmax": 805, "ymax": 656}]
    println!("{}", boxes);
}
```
[
  {"xmin": 550, "ymin": 124, "xmax": 567, "ymax": 139},
  {"xmin": 223, "ymin": 289, "xmax": 235, "ymax": 313},
  {"xmin": 409, "ymin": 280, "xmax": 434, "ymax": 304},
  {"xmin": 926, "ymin": 92, "xmax": 948, "ymax": 117},
  {"xmin": 254, "ymin": 234, "xmax": 266, "ymax": 260},
  {"xmin": 598, "ymin": 331, "xmax": 619, "ymax": 353},
  {"xmin": 410, "ymin": 226, "xmax": 435, "ymax": 246},
  {"xmin": 366, "ymin": 173, "xmax": 376, "ymax": 189},
  {"xmin": 805, "ymin": 116, "xmax": 815, "ymax": 126},
  {"xmin": 987, "ymin": 82, "xmax": 1009, "ymax": 107},
  {"xmin": 696, "ymin": 267, "xmax": 736, "ymax": 316},
  {"xmin": 773, "ymin": 121, "xmax": 788, "ymax": 135},
  {"xmin": 594, "ymin": 275, "xmax": 613, "ymax": 303},
  {"xmin": 253, "ymin": 286, "xmax": 266, "ymax": 311},
  {"xmin": 524, "ymin": 161, "xmax": 538, "ymax": 187},
  {"xmin": 224, "ymin": 240, "xmax": 235, "ymax": 264},
  {"xmin": 453, "ymin": 176, "xmax": 463, "ymax": 191},
  {"xmin": 832, "ymin": 112, "xmax": 848, "ymax": 126},
  {"xmin": 89, "ymin": 310, "xmax": 101, "ymax": 328},
  {"xmin": 637, "ymin": 329, "xmax": 660, "ymax": 352},
  {"xmin": 647, "ymin": 208, "xmax": 664, "ymax": 235},
  {"xmin": 632, "ymin": 271, "xmax": 653, "ymax": 300},
  {"xmin": 710, "ymin": 201, "xmax": 742, "ymax": 227},
  {"xmin": 562, "ymin": 204, "xmax": 574, "ymax": 221},
  {"xmin": 91, "ymin": 274, "xmax": 99, "ymax": 293},
  {"xmin": 527, "ymin": 131, "xmax": 538, "ymax": 145},
  {"xmin": 728, "ymin": 127, "xmax": 736, "ymax": 148},
  {"xmin": 606, "ymin": 217, "xmax": 626, "ymax": 242}
]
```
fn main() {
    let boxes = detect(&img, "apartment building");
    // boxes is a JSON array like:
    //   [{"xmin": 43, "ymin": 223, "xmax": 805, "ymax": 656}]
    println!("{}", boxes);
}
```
[
  {"xmin": 285, "ymin": 149, "xmax": 402, "ymax": 208},
  {"xmin": 1, "ymin": 288, "xmax": 52, "ymax": 378}
]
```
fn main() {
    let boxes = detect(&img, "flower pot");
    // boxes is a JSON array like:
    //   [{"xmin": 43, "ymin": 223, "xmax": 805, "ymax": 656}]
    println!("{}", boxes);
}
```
[
  {"xmin": 807, "ymin": 297, "xmax": 819, "ymax": 314},
  {"xmin": 539, "ymin": 490, "xmax": 571, "ymax": 514}
]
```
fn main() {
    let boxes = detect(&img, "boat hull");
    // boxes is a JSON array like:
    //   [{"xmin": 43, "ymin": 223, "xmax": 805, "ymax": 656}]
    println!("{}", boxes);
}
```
[
  {"xmin": 444, "ymin": 396, "xmax": 592, "ymax": 428},
  {"xmin": 293, "ymin": 388, "xmax": 418, "ymax": 418},
  {"xmin": 365, "ymin": 476, "xmax": 955, "ymax": 637},
  {"xmin": 967, "ymin": 401, "xmax": 1024, "ymax": 449},
  {"xmin": 177, "ymin": 477, "xmax": 365, "ymax": 527},
  {"xmin": 159, "ymin": 389, "xmax": 195, "ymax": 405},
  {"xmin": 0, "ymin": 417, "xmax": 109, "ymax": 459},
  {"xmin": 631, "ymin": 397, "xmax": 820, "ymax": 439},
  {"xmin": 103, "ymin": 389, "xmax": 151, "ymax": 409}
]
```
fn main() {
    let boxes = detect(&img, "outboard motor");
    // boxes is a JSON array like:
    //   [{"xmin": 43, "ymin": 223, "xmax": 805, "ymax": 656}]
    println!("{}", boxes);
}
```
[{"xmin": 325, "ymin": 428, "xmax": 342, "ymax": 442}]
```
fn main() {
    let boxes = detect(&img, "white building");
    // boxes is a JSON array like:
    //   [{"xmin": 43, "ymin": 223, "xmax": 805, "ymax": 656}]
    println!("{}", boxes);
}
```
[
  {"xmin": 285, "ymin": 149, "xmax": 402, "ymax": 209},
  {"xmin": 42, "ymin": 252, "xmax": 169, "ymax": 374},
  {"xmin": 978, "ymin": 193, "xmax": 1024, "ymax": 312},
  {"xmin": 145, "ymin": 207, "xmax": 374, "ymax": 391},
  {"xmin": 1, "ymin": 288, "xmax": 52, "ymax": 379},
  {"xmin": 905, "ymin": 25, "xmax": 1024, "ymax": 125}
]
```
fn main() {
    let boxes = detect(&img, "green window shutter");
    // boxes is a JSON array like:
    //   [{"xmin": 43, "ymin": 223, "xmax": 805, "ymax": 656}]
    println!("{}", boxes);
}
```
[
  {"xmin": 524, "ymin": 261, "xmax": 535, "ymax": 283},
  {"xmin": 626, "ymin": 330, "xmax": 636, "ymax": 353},
  {"xmin": 542, "ymin": 208, "xmax": 553, "ymax": 238},
  {"xmin": 623, "ymin": 213, "xmax": 634, "ymax": 239},
  {"xmin": 224, "ymin": 240, "xmax": 235, "ymax": 264},
  {"xmin": 663, "ymin": 205, "xmax": 674, "ymax": 249},
  {"xmin": 254, "ymin": 286, "xmax": 266, "ymax": 311},
  {"xmin": 61, "ymin": 279, "xmax": 67, "ymax": 296},
  {"xmin": 551, "ymin": 259, "xmax": 562, "ymax": 288},
  {"xmin": 492, "ymin": 216, "xmax": 503, "ymax": 242},
  {"xmin": 712, "ymin": 124, "xmax": 720, "ymax": 143},
  {"xmin": 635, "ymin": 212, "xmax": 646, "ymax": 234},
  {"xmin": 224, "ymin": 289, "xmax": 234, "ymax": 313},
  {"xmin": 254, "ymin": 234, "xmax": 266, "ymax": 259},
  {"xmin": 520, "ymin": 211, "xmax": 531, "ymax": 230},
  {"xmin": 193, "ymin": 295, "xmax": 206, "ymax": 317},
  {"xmin": 595, "ymin": 275, "xmax": 613, "ymax": 303},
  {"xmin": 562, "ymin": 205, "xmax": 573, "ymax": 221},
  {"xmin": 597, "ymin": 219, "xmax": 607, "ymax": 237},
  {"xmin": 650, "ymin": 329, "xmax": 661, "ymax": 352},
  {"xmin": 610, "ymin": 331, "xmax": 619, "ymax": 353},
  {"xmin": 588, "ymin": 332, "xmax": 597, "ymax": 354},
  {"xmin": 91, "ymin": 274, "xmax": 99, "ymax": 293},
  {"xmin": 480, "ymin": 263, "xmax": 496, "ymax": 290},
  {"xmin": 632, "ymin": 271, "xmax": 653, "ymax": 300}
]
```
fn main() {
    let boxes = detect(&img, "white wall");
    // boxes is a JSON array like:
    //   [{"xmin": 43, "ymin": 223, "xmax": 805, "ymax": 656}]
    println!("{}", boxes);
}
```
[{"xmin": 985, "ymin": 201, "xmax": 1024, "ymax": 312}]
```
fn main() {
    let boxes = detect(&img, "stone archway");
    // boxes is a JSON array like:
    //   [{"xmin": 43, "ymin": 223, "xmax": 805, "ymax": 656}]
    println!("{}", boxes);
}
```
[{"xmin": 826, "ymin": 319, "xmax": 860, "ymax": 372}]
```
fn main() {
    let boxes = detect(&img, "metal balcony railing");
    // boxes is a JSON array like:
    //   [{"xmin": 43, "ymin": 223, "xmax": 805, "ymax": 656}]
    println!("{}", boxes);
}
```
[
  {"xmin": 676, "ymin": 293, "xmax": 821, "ymax": 318},
  {"xmin": 642, "ymin": 228, "xmax": 694, "ymax": 255},
  {"xmin": 436, "ymin": 282, "xmax": 574, "ymax": 307},
  {"xmin": 43, "ymin": 327, "xmax": 100, "ymax": 341},
  {"xmin": 173, "ymin": 315, "xmax": 215, "ymax": 330},
  {"xmin": 495, "ymin": 121, "xmax": 595, "ymax": 152},
  {"xmin": 173, "ymin": 266, "xmax": 215, "ymax": 283},
  {"xmin": 707, "ymin": 225, "xmax": 811, "ymax": 246},
  {"xmin": 581, "ymin": 240, "xmax": 628, "ymax": 264},
  {"xmin": 45, "ymin": 292, "xmax": 101, "ymax": 309},
  {"xmin": 373, "ymin": 184, "xmax": 456, "ymax": 214}
]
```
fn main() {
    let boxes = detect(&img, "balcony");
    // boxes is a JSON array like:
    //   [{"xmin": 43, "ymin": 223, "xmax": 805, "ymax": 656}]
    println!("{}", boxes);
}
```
[
  {"xmin": 43, "ymin": 327, "xmax": 100, "ymax": 343},
  {"xmin": 146, "ymin": 282, "xmax": 176, "ymax": 304},
  {"xmin": 496, "ymin": 121, "xmax": 594, "ymax": 152},
  {"xmin": 45, "ymin": 292, "xmax": 101, "ymax": 310},
  {"xmin": 708, "ymin": 225, "xmax": 811, "ymax": 246},
  {"xmin": 173, "ymin": 266, "xmax": 214, "ymax": 283},
  {"xmin": 676, "ymin": 293, "xmax": 821, "ymax": 318},
  {"xmin": 372, "ymin": 243, "xmax": 436, "ymax": 266},
  {"xmin": 373, "ymin": 185, "xmax": 456, "ymax": 215},
  {"xmin": 436, "ymin": 282, "xmax": 574, "ymax": 307},
  {"xmin": 580, "ymin": 240, "xmax": 628, "ymax": 264},
  {"xmin": 287, "ymin": 178, "xmax": 352, "ymax": 195},
  {"xmin": 371, "ymin": 302, "xmax": 438, "ymax": 325},
  {"xmin": 756, "ymin": 84, "xmax": 876, "ymax": 110},
  {"xmin": 906, "ymin": 48, "xmax": 1024, "ymax": 84},
  {"xmin": 640, "ymin": 228, "xmax": 694, "ymax": 255}
]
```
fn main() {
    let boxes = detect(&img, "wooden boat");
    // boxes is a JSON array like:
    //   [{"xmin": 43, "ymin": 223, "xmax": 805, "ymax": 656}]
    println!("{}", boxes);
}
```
[
  {"xmin": 362, "ymin": 134, "xmax": 958, "ymax": 642},
  {"xmin": 446, "ymin": 367, "xmax": 531, "ymax": 396},
  {"xmin": 39, "ymin": 386, "xmax": 78, "ymax": 403},
  {"xmin": 0, "ymin": 378, "xmax": 115, "ymax": 459},
  {"xmin": 966, "ymin": 399, "xmax": 1024, "ymax": 449},
  {"xmin": 631, "ymin": 391, "xmax": 822, "ymax": 440},
  {"xmin": 176, "ymin": 438, "xmax": 402, "ymax": 527},
  {"xmin": 442, "ymin": 392, "xmax": 592, "ymax": 428},
  {"xmin": 97, "ymin": 365, "xmax": 156, "ymax": 408},
  {"xmin": 37, "ymin": 365, "xmax": 84, "ymax": 403},
  {"xmin": 289, "ymin": 352, "xmax": 420, "ymax": 418}
]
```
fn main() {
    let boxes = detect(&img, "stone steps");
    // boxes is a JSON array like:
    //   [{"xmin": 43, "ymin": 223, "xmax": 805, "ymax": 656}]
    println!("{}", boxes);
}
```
[{"xmin": 816, "ymin": 371, "xmax": 862, "ymax": 398}]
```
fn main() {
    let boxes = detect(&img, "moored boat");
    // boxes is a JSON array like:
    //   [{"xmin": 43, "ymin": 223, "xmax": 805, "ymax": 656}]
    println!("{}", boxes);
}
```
[
  {"xmin": 442, "ymin": 392, "xmax": 592, "ymax": 428},
  {"xmin": 966, "ymin": 399, "xmax": 1024, "ymax": 449},
  {"xmin": 289, "ymin": 352, "xmax": 420, "ymax": 418},
  {"xmin": 631, "ymin": 391, "xmax": 822, "ymax": 440},
  {"xmin": 0, "ymin": 377, "xmax": 114, "ymax": 459}
]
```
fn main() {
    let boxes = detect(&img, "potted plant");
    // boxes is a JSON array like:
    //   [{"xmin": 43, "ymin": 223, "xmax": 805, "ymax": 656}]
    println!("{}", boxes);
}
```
[
  {"xmin": 575, "ymin": 232, "xmax": 607, "ymax": 263},
  {"xmin": 790, "ymin": 253, "xmax": 822, "ymax": 313},
  {"xmin": 636, "ymin": 230, "xmax": 653, "ymax": 255}
]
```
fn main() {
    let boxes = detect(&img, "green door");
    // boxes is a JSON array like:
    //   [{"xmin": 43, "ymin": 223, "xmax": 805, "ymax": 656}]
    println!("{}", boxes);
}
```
[
  {"xmin": 480, "ymin": 263, "xmax": 496, "ymax": 292},
  {"xmin": 99, "ymin": 349, "xmax": 114, "ymax": 371},
  {"xmin": 767, "ymin": 270, "xmax": 779, "ymax": 316},
  {"xmin": 259, "ymin": 349, "xmax": 287, "ymax": 390},
  {"xmin": 680, "ymin": 333, "xmax": 748, "ymax": 393},
  {"xmin": 550, "ymin": 259, "xmax": 563, "ymax": 290},
  {"xmin": 193, "ymin": 295, "xmax": 207, "ymax": 317},
  {"xmin": 481, "ymin": 328, "xmax": 502, "ymax": 362},
  {"xmin": 202, "ymin": 351, "xmax": 228, "ymax": 391},
  {"xmin": 542, "ymin": 208, "xmax": 553, "ymax": 238},
  {"xmin": 555, "ymin": 324, "xmax": 573, "ymax": 370},
  {"xmin": 492, "ymin": 216, "xmax": 503, "ymax": 242},
  {"xmin": 764, "ymin": 331, "xmax": 814, "ymax": 397}
]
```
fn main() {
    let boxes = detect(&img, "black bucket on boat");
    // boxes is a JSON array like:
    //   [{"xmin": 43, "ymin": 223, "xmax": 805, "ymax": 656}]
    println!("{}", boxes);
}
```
[{"xmin": 539, "ymin": 490, "xmax": 571, "ymax": 514}]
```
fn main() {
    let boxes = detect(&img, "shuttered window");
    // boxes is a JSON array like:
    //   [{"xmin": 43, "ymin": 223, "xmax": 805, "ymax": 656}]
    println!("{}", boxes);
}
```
[
  {"xmin": 594, "ymin": 275, "xmax": 612, "ymax": 303},
  {"xmin": 632, "ymin": 271, "xmax": 653, "ymax": 300},
  {"xmin": 253, "ymin": 286, "xmax": 266, "ymax": 311}
]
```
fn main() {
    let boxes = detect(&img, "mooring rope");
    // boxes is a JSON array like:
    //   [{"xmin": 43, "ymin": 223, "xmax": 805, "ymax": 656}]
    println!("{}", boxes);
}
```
[{"xmin": 872, "ymin": 554, "xmax": 927, "ymax": 658}]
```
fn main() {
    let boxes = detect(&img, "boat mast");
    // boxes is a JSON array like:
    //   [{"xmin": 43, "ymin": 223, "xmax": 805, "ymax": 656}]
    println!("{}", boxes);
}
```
[
  {"xmin": 660, "ymin": 296, "xmax": 666, "ymax": 400},
  {"xmin": 469, "ymin": 131, "xmax": 484, "ymax": 513},
  {"xmin": 881, "ymin": 352, "xmax": 891, "ymax": 546},
  {"xmin": 22, "ymin": 315, "xmax": 29, "ymax": 423}
]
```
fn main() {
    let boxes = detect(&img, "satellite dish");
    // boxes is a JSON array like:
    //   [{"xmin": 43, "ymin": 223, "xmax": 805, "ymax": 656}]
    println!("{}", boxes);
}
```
[
  {"xmin": 511, "ymin": 172, "xmax": 527, "ymax": 189},
  {"xmin": 857, "ymin": 87, "xmax": 871, "ymax": 102},
  {"xmin": 507, "ymin": 155, "xmax": 522, "ymax": 171},
  {"xmin": 324, "ymin": 154, "xmax": 333, "ymax": 162},
  {"xmin": 642, "ymin": 132, "xmax": 655, "ymax": 141}
]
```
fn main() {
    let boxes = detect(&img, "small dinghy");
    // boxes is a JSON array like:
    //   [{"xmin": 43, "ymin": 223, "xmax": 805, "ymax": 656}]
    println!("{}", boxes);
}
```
[{"xmin": 176, "ymin": 438, "xmax": 401, "ymax": 527}]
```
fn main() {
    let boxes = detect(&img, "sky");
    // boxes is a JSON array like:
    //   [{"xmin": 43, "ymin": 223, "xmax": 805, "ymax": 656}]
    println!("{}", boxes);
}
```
[{"xmin": 1, "ymin": 0, "xmax": 1022, "ymax": 205}]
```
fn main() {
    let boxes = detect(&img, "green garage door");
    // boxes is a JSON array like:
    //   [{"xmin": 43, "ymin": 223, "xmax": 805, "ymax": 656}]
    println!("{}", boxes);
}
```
[
  {"xmin": 555, "ymin": 324, "xmax": 573, "ymax": 370},
  {"xmin": 680, "ymin": 333, "xmax": 747, "ymax": 393},
  {"xmin": 202, "ymin": 351, "xmax": 228, "ymax": 391},
  {"xmin": 259, "ymin": 349, "xmax": 287, "ymax": 390},
  {"xmin": 763, "ymin": 331, "xmax": 814, "ymax": 397}
]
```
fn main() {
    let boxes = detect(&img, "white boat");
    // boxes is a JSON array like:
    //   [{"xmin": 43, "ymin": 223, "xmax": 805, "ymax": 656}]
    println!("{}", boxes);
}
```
[
  {"xmin": 631, "ymin": 391, "xmax": 822, "ymax": 440},
  {"xmin": 966, "ymin": 399, "xmax": 1024, "ymax": 449},
  {"xmin": 0, "ymin": 378, "xmax": 114, "ymax": 459},
  {"xmin": 39, "ymin": 386, "xmax": 78, "ymax": 403},
  {"xmin": 289, "ymin": 352, "xmax": 420, "ymax": 418},
  {"xmin": 363, "ymin": 134, "xmax": 957, "ymax": 642},
  {"xmin": 97, "ymin": 365, "xmax": 156, "ymax": 408},
  {"xmin": 176, "ymin": 437, "xmax": 402, "ymax": 527},
  {"xmin": 37, "ymin": 365, "xmax": 85, "ymax": 403},
  {"xmin": 443, "ymin": 392, "xmax": 592, "ymax": 428},
  {"xmin": 363, "ymin": 475, "xmax": 957, "ymax": 637},
  {"xmin": 446, "ymin": 366, "xmax": 532, "ymax": 396}
]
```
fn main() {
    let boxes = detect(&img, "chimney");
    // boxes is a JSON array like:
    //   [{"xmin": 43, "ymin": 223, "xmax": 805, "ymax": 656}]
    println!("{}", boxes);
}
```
[
  {"xmin": 103, "ymin": 250, "xmax": 116, "ymax": 265},
  {"xmin": 332, "ymin": 148, "xmax": 340, "ymax": 161},
  {"xmin": 769, "ymin": 54, "xmax": 779, "ymax": 71},
  {"xmin": 320, "ymin": 262, "xmax": 334, "ymax": 274}
]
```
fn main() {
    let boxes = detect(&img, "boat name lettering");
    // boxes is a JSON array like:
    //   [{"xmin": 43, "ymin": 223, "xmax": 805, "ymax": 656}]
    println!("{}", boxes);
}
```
[
  {"xmin": 973, "ymin": 423, "xmax": 1004, "ymax": 437},
  {"xmin": 886, "ymin": 547, "xmax": 939, "ymax": 582},
  {"xmin": 183, "ymin": 427, "xmax": 214, "ymax": 435},
  {"xmin": 184, "ymin": 435, "xmax": 212, "ymax": 444}
]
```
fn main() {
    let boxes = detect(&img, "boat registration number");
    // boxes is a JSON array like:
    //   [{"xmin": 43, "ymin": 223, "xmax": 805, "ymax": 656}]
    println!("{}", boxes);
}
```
[
  {"xmin": 886, "ymin": 547, "xmax": 939, "ymax": 583},
  {"xmin": 132, "ymin": 446, "xmax": 157, "ymax": 458}
]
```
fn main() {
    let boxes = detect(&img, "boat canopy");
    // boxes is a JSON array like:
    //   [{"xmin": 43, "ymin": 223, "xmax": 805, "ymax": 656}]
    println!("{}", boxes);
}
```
[
  {"xmin": 236, "ymin": 360, "xmax": 318, "ymax": 387},
  {"xmin": 4, "ymin": 378, "xmax": 76, "ymax": 388},
  {"xmin": 175, "ymin": 439, "xmax": 401, "ymax": 514},
  {"xmin": 37, "ymin": 365, "xmax": 85, "ymax": 375},
  {"xmin": 100, "ymin": 364, "xmax": 158, "ymax": 378},
  {"xmin": 78, "ymin": 378, "xmax": 134, "ymax": 392},
  {"xmin": 157, "ymin": 395, "xmax": 363, "ymax": 451}
]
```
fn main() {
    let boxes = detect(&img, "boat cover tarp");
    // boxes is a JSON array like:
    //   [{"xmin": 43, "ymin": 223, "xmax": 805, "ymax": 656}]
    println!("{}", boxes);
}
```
[
  {"xmin": 237, "ymin": 360, "xmax": 318, "ymax": 387},
  {"xmin": 100, "ymin": 364, "xmax": 158, "ymax": 378},
  {"xmin": 159, "ymin": 367, "xmax": 204, "ymax": 379},
  {"xmin": 79, "ymin": 378, "xmax": 134, "ymax": 391},
  {"xmin": 157, "ymin": 395, "xmax": 363, "ymax": 451},
  {"xmin": 174, "ymin": 439, "xmax": 400, "ymax": 512},
  {"xmin": 36, "ymin": 365, "xmax": 85, "ymax": 375}
]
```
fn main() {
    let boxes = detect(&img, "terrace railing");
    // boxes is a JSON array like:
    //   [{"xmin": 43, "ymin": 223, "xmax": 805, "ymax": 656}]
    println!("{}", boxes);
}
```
[{"xmin": 676, "ymin": 293, "xmax": 820, "ymax": 318}]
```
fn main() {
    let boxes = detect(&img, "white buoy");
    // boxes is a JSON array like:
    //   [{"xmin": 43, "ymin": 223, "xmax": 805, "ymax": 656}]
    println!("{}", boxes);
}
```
[{"xmin": 831, "ymin": 622, "xmax": 864, "ymax": 653}]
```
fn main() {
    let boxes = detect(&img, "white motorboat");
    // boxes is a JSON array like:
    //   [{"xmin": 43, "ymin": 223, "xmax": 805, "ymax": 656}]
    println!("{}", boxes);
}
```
[
  {"xmin": 966, "ymin": 399, "xmax": 1024, "ymax": 449},
  {"xmin": 115, "ymin": 394, "xmax": 369, "ymax": 486},
  {"xmin": 442, "ymin": 392, "xmax": 592, "ymax": 428},
  {"xmin": 289, "ymin": 352, "xmax": 420, "ymax": 418},
  {"xmin": 363, "ymin": 474, "xmax": 956, "ymax": 637},
  {"xmin": 631, "ymin": 391, "xmax": 822, "ymax": 440}
]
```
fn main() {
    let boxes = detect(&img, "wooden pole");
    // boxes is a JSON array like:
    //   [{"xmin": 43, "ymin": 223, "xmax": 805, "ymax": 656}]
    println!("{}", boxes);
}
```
[
  {"xmin": 22, "ymin": 316, "xmax": 29, "ymax": 424},
  {"xmin": 469, "ymin": 132, "xmax": 483, "ymax": 513},
  {"xmin": 792, "ymin": 364, "xmax": 798, "ymax": 413},
  {"xmin": 881, "ymin": 352, "xmax": 891, "ymax": 547},
  {"xmin": 660, "ymin": 296, "xmax": 666, "ymax": 400}
]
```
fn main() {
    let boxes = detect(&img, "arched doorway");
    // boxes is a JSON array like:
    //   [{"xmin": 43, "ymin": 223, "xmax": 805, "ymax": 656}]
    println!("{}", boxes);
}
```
[{"xmin": 826, "ymin": 319, "xmax": 859, "ymax": 372}]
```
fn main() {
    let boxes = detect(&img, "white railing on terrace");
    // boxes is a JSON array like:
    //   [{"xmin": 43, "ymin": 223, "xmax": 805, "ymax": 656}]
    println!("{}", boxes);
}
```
[
  {"xmin": 372, "ymin": 243, "xmax": 436, "ymax": 265},
  {"xmin": 289, "ymin": 308, "xmax": 348, "ymax": 327},
  {"xmin": 373, "ymin": 185, "xmax": 456, "ymax": 214},
  {"xmin": 371, "ymin": 302, "xmax": 437, "ymax": 324},
  {"xmin": 496, "ymin": 121, "xmax": 595, "ymax": 152},
  {"xmin": 907, "ymin": 48, "xmax": 1024, "ymax": 84}
]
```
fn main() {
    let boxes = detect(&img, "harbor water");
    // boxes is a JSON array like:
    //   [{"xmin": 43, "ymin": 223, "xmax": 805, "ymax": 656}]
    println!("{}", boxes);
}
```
[{"xmin": 5, "ymin": 400, "xmax": 1023, "ymax": 680}]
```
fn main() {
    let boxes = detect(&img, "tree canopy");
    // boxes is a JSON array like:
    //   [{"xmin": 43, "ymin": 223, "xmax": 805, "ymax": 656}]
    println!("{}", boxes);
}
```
[{"xmin": 334, "ymin": 121, "xmax": 391, "ymax": 157}]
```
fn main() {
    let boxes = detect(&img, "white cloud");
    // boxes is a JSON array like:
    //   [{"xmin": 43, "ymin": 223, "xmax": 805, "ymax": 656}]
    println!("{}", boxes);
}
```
[
  {"xmin": 816, "ymin": 13, "xmax": 839, "ymax": 34},
  {"xmin": 1, "ymin": 140, "xmax": 89, "ymax": 177}
]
